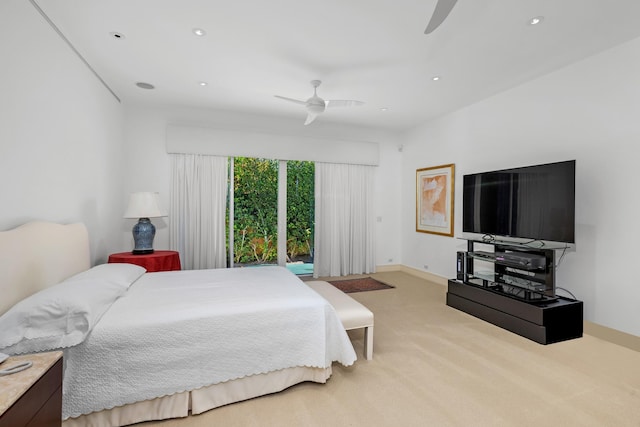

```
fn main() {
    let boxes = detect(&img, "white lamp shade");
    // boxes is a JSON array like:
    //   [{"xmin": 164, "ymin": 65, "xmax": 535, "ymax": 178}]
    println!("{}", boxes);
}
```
[{"xmin": 123, "ymin": 192, "xmax": 167, "ymax": 218}]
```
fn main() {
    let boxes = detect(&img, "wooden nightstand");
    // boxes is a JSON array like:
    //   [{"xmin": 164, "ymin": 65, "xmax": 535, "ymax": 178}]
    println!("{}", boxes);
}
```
[
  {"xmin": 0, "ymin": 351, "xmax": 63, "ymax": 427},
  {"xmin": 108, "ymin": 250, "xmax": 182, "ymax": 272}
]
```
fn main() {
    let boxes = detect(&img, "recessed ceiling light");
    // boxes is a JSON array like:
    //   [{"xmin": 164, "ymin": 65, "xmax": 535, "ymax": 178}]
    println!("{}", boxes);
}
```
[
  {"xmin": 432, "ymin": 76, "xmax": 441, "ymax": 81},
  {"xmin": 380, "ymin": 107, "xmax": 388, "ymax": 112},
  {"xmin": 192, "ymin": 28, "xmax": 206, "ymax": 36},
  {"xmin": 135, "ymin": 82, "xmax": 155, "ymax": 90},
  {"xmin": 199, "ymin": 81, "xmax": 208, "ymax": 86},
  {"xmin": 109, "ymin": 32, "xmax": 125, "ymax": 39},
  {"xmin": 528, "ymin": 16, "xmax": 544, "ymax": 25}
]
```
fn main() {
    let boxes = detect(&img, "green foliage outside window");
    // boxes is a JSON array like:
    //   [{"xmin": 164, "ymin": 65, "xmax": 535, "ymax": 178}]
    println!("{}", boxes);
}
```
[
  {"xmin": 231, "ymin": 158, "xmax": 314, "ymax": 265},
  {"xmin": 286, "ymin": 160, "xmax": 314, "ymax": 262}
]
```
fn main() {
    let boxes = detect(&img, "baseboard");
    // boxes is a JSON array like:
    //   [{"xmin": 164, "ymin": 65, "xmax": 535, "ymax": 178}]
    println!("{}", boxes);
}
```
[
  {"xmin": 584, "ymin": 321, "xmax": 640, "ymax": 353},
  {"xmin": 376, "ymin": 264, "xmax": 447, "ymax": 286},
  {"xmin": 374, "ymin": 264, "xmax": 403, "ymax": 273}
]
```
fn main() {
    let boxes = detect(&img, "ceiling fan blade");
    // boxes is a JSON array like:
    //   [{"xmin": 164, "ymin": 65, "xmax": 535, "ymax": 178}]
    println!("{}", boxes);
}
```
[
  {"xmin": 304, "ymin": 113, "xmax": 318, "ymax": 126},
  {"xmin": 424, "ymin": 0, "xmax": 458, "ymax": 34},
  {"xmin": 274, "ymin": 95, "xmax": 307, "ymax": 106},
  {"xmin": 326, "ymin": 100, "xmax": 365, "ymax": 108}
]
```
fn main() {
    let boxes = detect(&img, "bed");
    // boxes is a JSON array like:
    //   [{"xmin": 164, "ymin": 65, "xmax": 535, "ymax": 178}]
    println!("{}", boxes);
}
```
[{"xmin": 0, "ymin": 221, "xmax": 357, "ymax": 426}]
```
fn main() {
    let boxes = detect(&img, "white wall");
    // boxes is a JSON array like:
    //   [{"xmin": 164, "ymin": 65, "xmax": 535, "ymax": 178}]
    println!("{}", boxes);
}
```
[
  {"xmin": 401, "ymin": 36, "xmax": 640, "ymax": 336},
  {"xmin": 121, "ymin": 105, "xmax": 403, "ymax": 267},
  {"xmin": 0, "ymin": 0, "xmax": 125, "ymax": 264}
]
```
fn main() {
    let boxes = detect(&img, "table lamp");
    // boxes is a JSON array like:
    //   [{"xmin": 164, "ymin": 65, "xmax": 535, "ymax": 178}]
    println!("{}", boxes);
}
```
[{"xmin": 123, "ymin": 192, "xmax": 167, "ymax": 254}]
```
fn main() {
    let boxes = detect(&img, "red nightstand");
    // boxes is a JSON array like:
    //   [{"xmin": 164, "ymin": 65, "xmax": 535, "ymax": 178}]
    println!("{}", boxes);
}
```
[{"xmin": 108, "ymin": 250, "xmax": 181, "ymax": 272}]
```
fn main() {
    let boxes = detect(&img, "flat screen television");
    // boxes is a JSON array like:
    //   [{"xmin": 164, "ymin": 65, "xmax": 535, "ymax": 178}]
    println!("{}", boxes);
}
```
[{"xmin": 463, "ymin": 160, "xmax": 576, "ymax": 244}]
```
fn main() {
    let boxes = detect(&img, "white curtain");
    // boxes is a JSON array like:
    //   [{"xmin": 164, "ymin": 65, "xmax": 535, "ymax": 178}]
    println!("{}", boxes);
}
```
[
  {"xmin": 169, "ymin": 154, "xmax": 228, "ymax": 269},
  {"xmin": 313, "ymin": 162, "xmax": 376, "ymax": 278}
]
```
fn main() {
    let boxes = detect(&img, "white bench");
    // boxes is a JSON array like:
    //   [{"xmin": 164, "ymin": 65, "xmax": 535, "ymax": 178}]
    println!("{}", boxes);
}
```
[{"xmin": 305, "ymin": 281, "xmax": 374, "ymax": 360}]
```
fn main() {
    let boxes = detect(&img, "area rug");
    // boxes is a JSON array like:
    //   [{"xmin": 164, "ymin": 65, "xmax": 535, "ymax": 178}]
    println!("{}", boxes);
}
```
[{"xmin": 327, "ymin": 277, "xmax": 394, "ymax": 293}]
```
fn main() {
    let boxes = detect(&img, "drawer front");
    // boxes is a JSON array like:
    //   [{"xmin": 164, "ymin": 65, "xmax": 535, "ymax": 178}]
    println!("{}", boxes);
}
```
[
  {"xmin": 0, "ymin": 358, "xmax": 62, "ymax": 427},
  {"xmin": 26, "ymin": 385, "xmax": 62, "ymax": 427}
]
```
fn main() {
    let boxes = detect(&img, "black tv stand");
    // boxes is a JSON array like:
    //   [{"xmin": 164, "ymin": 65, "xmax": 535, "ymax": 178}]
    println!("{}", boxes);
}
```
[{"xmin": 447, "ymin": 239, "xmax": 583, "ymax": 344}]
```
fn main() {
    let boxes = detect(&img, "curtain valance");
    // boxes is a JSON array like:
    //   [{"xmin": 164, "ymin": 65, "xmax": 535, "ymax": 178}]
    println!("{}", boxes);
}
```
[{"xmin": 166, "ymin": 124, "xmax": 379, "ymax": 166}]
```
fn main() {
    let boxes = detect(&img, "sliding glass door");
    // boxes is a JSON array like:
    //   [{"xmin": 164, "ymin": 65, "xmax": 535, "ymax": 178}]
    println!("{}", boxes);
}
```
[
  {"xmin": 228, "ymin": 157, "xmax": 314, "ymax": 275},
  {"xmin": 286, "ymin": 161, "xmax": 315, "ymax": 275}
]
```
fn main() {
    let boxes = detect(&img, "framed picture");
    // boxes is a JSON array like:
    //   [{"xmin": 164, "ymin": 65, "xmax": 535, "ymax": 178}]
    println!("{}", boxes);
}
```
[{"xmin": 416, "ymin": 163, "xmax": 455, "ymax": 236}]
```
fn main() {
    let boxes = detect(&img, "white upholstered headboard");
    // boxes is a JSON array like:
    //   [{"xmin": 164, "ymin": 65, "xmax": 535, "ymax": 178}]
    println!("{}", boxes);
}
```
[{"xmin": 0, "ymin": 221, "xmax": 90, "ymax": 315}]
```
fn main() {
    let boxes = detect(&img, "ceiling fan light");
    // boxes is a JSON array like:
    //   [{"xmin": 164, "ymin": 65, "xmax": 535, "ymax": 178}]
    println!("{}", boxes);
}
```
[{"xmin": 307, "ymin": 104, "xmax": 325, "ymax": 114}]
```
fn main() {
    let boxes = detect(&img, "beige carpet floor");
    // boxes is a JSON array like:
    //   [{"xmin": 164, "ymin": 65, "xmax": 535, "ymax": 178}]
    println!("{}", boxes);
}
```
[{"xmin": 142, "ymin": 271, "xmax": 640, "ymax": 427}]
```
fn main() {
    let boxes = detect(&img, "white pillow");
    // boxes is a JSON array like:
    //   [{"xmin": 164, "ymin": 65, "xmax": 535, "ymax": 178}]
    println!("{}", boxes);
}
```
[
  {"xmin": 0, "ymin": 263, "xmax": 146, "ymax": 355},
  {"xmin": 63, "ymin": 263, "xmax": 146, "ymax": 289}
]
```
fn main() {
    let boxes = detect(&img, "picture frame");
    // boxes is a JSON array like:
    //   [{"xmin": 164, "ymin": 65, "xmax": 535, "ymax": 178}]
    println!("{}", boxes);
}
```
[{"xmin": 416, "ymin": 163, "xmax": 455, "ymax": 236}]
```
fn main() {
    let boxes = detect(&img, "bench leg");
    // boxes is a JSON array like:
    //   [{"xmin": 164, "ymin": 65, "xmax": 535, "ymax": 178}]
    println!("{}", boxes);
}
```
[{"xmin": 363, "ymin": 326, "xmax": 373, "ymax": 360}]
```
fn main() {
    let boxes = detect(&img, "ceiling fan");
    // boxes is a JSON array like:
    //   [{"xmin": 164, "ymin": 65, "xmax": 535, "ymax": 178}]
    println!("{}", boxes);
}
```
[
  {"xmin": 274, "ymin": 80, "xmax": 364, "ymax": 125},
  {"xmin": 424, "ymin": 0, "xmax": 458, "ymax": 34}
]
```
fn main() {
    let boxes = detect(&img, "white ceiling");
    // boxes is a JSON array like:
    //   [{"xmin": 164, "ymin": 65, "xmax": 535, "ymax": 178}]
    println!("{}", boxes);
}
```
[{"xmin": 34, "ymin": 0, "xmax": 640, "ymax": 132}]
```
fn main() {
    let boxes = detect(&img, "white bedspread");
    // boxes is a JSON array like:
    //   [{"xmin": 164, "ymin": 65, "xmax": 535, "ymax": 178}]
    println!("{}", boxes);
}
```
[{"xmin": 62, "ymin": 266, "xmax": 356, "ymax": 419}]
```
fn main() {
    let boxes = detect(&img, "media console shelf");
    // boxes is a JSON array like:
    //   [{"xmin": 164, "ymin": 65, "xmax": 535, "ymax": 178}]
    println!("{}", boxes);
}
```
[{"xmin": 447, "ymin": 239, "xmax": 583, "ymax": 344}]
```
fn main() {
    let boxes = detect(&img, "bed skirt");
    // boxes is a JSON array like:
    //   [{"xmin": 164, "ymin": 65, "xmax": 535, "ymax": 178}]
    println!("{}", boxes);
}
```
[{"xmin": 63, "ymin": 366, "xmax": 332, "ymax": 427}]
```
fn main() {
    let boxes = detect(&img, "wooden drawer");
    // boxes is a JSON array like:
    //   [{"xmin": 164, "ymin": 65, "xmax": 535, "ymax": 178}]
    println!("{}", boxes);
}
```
[{"xmin": 0, "ymin": 356, "xmax": 62, "ymax": 427}]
